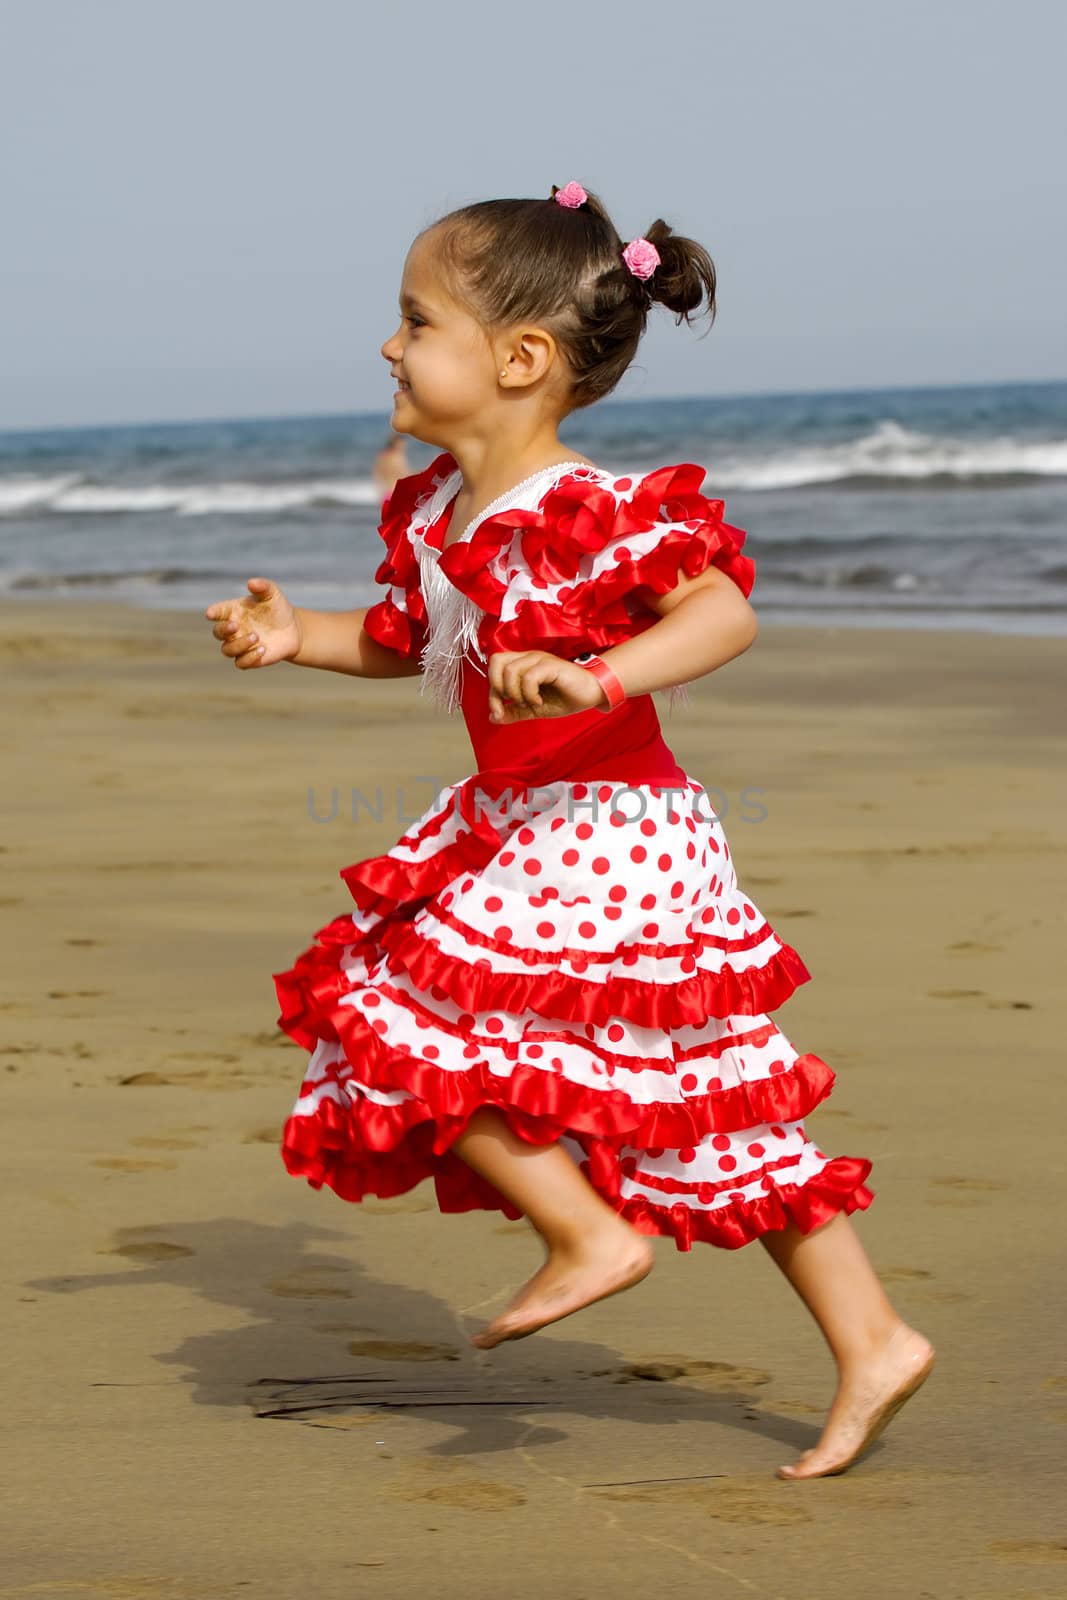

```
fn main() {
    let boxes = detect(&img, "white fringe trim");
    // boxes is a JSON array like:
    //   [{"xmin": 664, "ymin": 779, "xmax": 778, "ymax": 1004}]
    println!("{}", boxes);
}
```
[
  {"xmin": 415, "ymin": 536, "xmax": 487, "ymax": 714},
  {"xmin": 414, "ymin": 461, "xmax": 597, "ymax": 716}
]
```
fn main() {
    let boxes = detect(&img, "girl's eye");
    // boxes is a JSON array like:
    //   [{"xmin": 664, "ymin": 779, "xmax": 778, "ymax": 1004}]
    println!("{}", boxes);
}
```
[{"xmin": 405, "ymin": 315, "xmax": 425, "ymax": 329}]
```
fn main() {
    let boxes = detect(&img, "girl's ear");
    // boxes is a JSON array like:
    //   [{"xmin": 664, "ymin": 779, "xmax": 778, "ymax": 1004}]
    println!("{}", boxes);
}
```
[{"xmin": 498, "ymin": 326, "xmax": 558, "ymax": 388}]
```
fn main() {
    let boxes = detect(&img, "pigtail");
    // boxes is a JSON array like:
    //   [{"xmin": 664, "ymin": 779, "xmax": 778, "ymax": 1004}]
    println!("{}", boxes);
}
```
[{"xmin": 642, "ymin": 219, "xmax": 717, "ymax": 328}]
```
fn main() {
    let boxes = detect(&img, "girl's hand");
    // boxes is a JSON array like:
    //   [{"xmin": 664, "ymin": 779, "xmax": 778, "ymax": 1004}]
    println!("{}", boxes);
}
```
[
  {"xmin": 487, "ymin": 650, "xmax": 609, "ymax": 723},
  {"xmin": 205, "ymin": 577, "xmax": 302, "ymax": 669}
]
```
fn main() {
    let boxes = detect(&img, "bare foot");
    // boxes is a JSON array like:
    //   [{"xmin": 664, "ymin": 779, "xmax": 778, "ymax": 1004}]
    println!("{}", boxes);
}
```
[
  {"xmin": 470, "ymin": 1224, "xmax": 654, "ymax": 1349},
  {"xmin": 777, "ymin": 1323, "xmax": 935, "ymax": 1480}
]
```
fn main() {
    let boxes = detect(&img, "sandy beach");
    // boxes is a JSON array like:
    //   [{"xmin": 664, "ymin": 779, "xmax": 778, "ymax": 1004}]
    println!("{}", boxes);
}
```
[{"xmin": 3, "ymin": 596, "xmax": 1065, "ymax": 1599}]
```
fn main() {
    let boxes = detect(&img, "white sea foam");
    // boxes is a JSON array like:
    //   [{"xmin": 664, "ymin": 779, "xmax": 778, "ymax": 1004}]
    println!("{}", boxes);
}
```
[
  {"xmin": 708, "ymin": 421, "xmax": 1067, "ymax": 490},
  {"xmin": 0, "ymin": 473, "xmax": 82, "ymax": 512},
  {"xmin": 0, "ymin": 475, "xmax": 381, "ymax": 516},
  {"xmin": 2, "ymin": 425, "xmax": 1066, "ymax": 517}
]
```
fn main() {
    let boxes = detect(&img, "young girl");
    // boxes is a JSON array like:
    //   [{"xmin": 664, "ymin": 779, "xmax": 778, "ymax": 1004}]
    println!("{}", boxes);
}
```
[{"xmin": 205, "ymin": 182, "xmax": 934, "ymax": 1480}]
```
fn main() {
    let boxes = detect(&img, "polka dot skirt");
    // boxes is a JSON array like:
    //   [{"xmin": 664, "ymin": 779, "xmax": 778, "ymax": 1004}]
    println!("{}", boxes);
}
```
[{"xmin": 274, "ymin": 774, "xmax": 874, "ymax": 1250}]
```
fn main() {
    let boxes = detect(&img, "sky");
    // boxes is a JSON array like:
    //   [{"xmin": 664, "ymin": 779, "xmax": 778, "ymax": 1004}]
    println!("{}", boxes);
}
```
[{"xmin": 2, "ymin": 0, "xmax": 1065, "ymax": 431}]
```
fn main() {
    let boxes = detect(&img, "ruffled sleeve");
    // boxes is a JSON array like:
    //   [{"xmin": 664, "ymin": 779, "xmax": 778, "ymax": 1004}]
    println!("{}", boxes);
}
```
[
  {"xmin": 361, "ymin": 453, "xmax": 455, "ymax": 662},
  {"xmin": 438, "ymin": 461, "xmax": 755, "ymax": 660}
]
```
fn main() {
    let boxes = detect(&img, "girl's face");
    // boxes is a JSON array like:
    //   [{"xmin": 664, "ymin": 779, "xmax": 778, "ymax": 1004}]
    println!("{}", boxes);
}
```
[{"xmin": 380, "ymin": 230, "xmax": 498, "ymax": 447}]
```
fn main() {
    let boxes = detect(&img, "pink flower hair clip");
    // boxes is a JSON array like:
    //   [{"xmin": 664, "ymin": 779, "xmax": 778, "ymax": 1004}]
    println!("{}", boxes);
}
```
[
  {"xmin": 553, "ymin": 181, "xmax": 588, "ymax": 209},
  {"xmin": 621, "ymin": 237, "xmax": 661, "ymax": 281}
]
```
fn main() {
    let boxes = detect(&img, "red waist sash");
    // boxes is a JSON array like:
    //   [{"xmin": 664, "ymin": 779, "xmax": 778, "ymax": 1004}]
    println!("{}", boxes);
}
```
[{"xmin": 460, "ymin": 654, "xmax": 687, "ymax": 792}]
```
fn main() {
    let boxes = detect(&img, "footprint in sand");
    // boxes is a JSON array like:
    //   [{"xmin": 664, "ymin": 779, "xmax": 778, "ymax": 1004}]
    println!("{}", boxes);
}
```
[
  {"xmin": 48, "ymin": 988, "xmax": 110, "ymax": 1000},
  {"xmin": 117, "ymin": 1068, "xmax": 249, "ymax": 1092},
  {"xmin": 360, "ymin": 1197, "xmax": 435, "ymax": 1214},
  {"xmin": 388, "ymin": 1463, "xmax": 525, "ymax": 1510},
  {"xmin": 612, "ymin": 1360, "xmax": 771, "ymax": 1390},
  {"xmin": 590, "ymin": 1477, "xmax": 811, "ymax": 1524},
  {"xmin": 929, "ymin": 1176, "xmax": 1008, "ymax": 1192},
  {"xmin": 65, "ymin": 937, "xmax": 103, "ymax": 947},
  {"xmin": 947, "ymin": 939, "xmax": 1002, "ymax": 953},
  {"xmin": 166, "ymin": 1050, "xmax": 241, "ymax": 1065},
  {"xmin": 397, "ymin": 1480, "xmax": 525, "ymax": 1510},
  {"xmin": 878, "ymin": 1267, "xmax": 933, "ymax": 1282},
  {"xmin": 1041, "ymin": 1377, "xmax": 1067, "ymax": 1392},
  {"xmin": 927, "ymin": 1175, "xmax": 1008, "ymax": 1208},
  {"xmin": 926, "ymin": 988, "xmax": 986, "ymax": 1000},
  {"xmin": 311, "ymin": 1323, "xmax": 379, "ymax": 1336},
  {"xmin": 348, "ymin": 1339, "xmax": 460, "ymax": 1363},
  {"xmin": 243, "ymin": 1127, "xmax": 284, "ymax": 1145},
  {"xmin": 987, "ymin": 1539, "xmax": 1067, "ymax": 1564},
  {"xmin": 129, "ymin": 1135, "xmax": 201, "ymax": 1151},
  {"xmin": 104, "ymin": 1241, "xmax": 195, "ymax": 1262},
  {"xmin": 267, "ymin": 1268, "xmax": 352, "ymax": 1300},
  {"xmin": 92, "ymin": 1157, "xmax": 178, "ymax": 1173},
  {"xmin": 492, "ymin": 1222, "xmax": 529, "ymax": 1235},
  {"xmin": 119, "ymin": 1070, "xmax": 198, "ymax": 1088}
]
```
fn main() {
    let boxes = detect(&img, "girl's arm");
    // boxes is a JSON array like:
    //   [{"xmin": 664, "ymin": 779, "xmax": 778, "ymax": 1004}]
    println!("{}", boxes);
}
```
[
  {"xmin": 288, "ymin": 606, "xmax": 423, "ymax": 678},
  {"xmin": 598, "ymin": 565, "xmax": 758, "ymax": 696},
  {"xmin": 487, "ymin": 566, "xmax": 757, "ymax": 722}
]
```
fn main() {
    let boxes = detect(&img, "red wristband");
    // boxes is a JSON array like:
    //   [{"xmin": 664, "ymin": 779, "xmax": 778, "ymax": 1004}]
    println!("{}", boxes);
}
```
[{"xmin": 574, "ymin": 651, "xmax": 626, "ymax": 712}]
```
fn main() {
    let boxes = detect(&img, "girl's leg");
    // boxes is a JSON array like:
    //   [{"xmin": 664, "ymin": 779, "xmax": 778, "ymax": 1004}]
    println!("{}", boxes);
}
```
[
  {"xmin": 759, "ymin": 1211, "xmax": 936, "ymax": 1478},
  {"xmin": 453, "ymin": 1108, "xmax": 654, "ymax": 1349}
]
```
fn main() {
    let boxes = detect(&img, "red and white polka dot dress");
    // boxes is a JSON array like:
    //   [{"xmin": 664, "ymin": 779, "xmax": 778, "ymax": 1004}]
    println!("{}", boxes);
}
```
[{"xmin": 273, "ymin": 454, "xmax": 874, "ymax": 1249}]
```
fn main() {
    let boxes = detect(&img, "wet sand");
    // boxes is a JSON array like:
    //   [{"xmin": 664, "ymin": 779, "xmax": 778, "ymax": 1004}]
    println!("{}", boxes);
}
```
[{"xmin": 3, "ymin": 598, "xmax": 1065, "ymax": 1598}]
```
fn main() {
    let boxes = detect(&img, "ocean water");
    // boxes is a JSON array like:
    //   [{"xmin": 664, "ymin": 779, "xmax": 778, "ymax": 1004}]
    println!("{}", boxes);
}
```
[{"xmin": 2, "ymin": 379, "xmax": 1066, "ymax": 634}]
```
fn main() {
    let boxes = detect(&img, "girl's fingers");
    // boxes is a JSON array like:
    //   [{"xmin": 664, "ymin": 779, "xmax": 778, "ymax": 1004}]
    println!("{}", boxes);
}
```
[
  {"xmin": 221, "ymin": 629, "xmax": 261, "ymax": 657},
  {"xmin": 516, "ymin": 663, "xmax": 556, "ymax": 709}
]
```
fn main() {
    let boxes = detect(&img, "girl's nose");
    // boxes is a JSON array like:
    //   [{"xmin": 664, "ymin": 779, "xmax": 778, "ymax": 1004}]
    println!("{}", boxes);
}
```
[{"xmin": 381, "ymin": 327, "xmax": 402, "ymax": 361}]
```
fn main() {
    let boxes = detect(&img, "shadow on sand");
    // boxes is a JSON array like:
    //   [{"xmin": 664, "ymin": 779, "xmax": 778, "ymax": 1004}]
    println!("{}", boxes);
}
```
[{"xmin": 28, "ymin": 1214, "xmax": 835, "ymax": 1465}]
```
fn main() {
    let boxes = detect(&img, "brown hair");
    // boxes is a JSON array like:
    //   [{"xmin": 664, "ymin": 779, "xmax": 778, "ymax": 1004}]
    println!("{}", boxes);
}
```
[{"xmin": 421, "ymin": 184, "xmax": 717, "ymax": 412}]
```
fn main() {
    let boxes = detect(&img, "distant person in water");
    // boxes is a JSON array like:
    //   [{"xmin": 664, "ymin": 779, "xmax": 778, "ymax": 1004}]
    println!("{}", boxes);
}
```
[{"xmin": 373, "ymin": 436, "xmax": 409, "ymax": 509}]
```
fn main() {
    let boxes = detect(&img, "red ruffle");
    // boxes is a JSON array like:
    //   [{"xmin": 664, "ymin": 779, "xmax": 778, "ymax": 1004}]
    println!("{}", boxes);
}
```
[
  {"xmin": 374, "ymin": 454, "xmax": 453, "ymax": 588},
  {"xmin": 429, "ymin": 459, "xmax": 754, "ymax": 655},
  {"xmin": 361, "ymin": 592, "xmax": 428, "ymax": 661},
  {"xmin": 338, "ymin": 776, "xmax": 512, "ymax": 914},
  {"xmin": 279, "ymin": 1081, "xmax": 873, "ymax": 1254},
  {"xmin": 369, "ymin": 453, "xmax": 755, "ymax": 663},
  {"xmin": 372, "ymin": 913, "xmax": 811, "ymax": 1028},
  {"xmin": 618, "ymin": 1158, "xmax": 875, "ymax": 1252},
  {"xmin": 274, "ymin": 929, "xmax": 834, "ymax": 1149},
  {"xmin": 282, "ymin": 1113, "xmax": 522, "ymax": 1217},
  {"xmin": 276, "ymin": 888, "xmax": 811, "ymax": 1049},
  {"xmin": 361, "ymin": 452, "xmax": 454, "ymax": 660}
]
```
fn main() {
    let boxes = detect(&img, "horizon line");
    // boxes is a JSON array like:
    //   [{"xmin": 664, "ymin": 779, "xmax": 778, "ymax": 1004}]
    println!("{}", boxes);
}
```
[{"xmin": 2, "ymin": 372, "xmax": 1065, "ymax": 440}]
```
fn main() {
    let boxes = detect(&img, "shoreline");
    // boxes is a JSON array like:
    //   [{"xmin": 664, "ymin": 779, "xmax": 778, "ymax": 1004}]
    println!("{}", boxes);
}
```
[{"xmin": 3, "ymin": 590, "xmax": 1067, "ymax": 642}]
